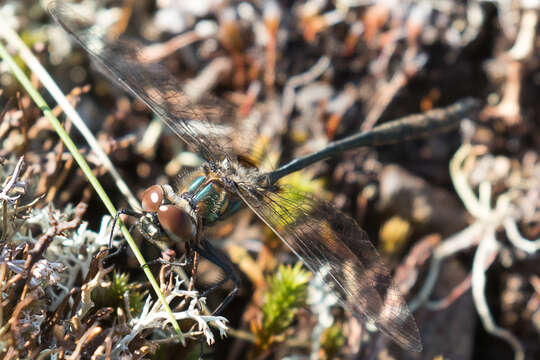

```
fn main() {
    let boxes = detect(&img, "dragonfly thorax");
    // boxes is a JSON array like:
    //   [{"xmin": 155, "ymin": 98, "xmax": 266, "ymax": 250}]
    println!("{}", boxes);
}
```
[{"xmin": 175, "ymin": 162, "xmax": 247, "ymax": 227}]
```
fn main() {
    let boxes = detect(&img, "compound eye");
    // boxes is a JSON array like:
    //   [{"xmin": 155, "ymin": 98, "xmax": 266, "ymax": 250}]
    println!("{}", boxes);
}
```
[
  {"xmin": 141, "ymin": 185, "xmax": 163, "ymax": 212},
  {"xmin": 157, "ymin": 204, "xmax": 196, "ymax": 241}
]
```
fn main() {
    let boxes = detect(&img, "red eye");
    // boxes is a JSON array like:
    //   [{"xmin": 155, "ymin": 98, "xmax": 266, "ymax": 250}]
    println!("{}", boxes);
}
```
[
  {"xmin": 157, "ymin": 204, "xmax": 196, "ymax": 241},
  {"xmin": 141, "ymin": 185, "xmax": 163, "ymax": 212}
]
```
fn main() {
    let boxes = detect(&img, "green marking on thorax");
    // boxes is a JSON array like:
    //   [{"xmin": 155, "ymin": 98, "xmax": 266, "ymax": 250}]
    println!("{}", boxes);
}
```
[{"xmin": 187, "ymin": 175, "xmax": 243, "ymax": 226}]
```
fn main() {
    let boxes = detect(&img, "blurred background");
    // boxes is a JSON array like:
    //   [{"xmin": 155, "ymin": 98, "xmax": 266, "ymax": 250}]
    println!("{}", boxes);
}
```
[{"xmin": 0, "ymin": 0, "xmax": 539, "ymax": 359}]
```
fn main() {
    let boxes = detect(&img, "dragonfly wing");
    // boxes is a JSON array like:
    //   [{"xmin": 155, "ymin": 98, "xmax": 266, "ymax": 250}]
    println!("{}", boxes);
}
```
[
  {"xmin": 49, "ymin": 2, "xmax": 231, "ymax": 161},
  {"xmin": 235, "ymin": 184, "xmax": 422, "ymax": 352}
]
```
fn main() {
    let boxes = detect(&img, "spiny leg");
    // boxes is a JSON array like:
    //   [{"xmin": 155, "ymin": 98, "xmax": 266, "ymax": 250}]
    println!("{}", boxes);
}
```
[
  {"xmin": 144, "ymin": 254, "xmax": 188, "ymax": 268},
  {"xmin": 196, "ymin": 239, "xmax": 241, "ymax": 315},
  {"xmin": 108, "ymin": 208, "xmax": 142, "ymax": 248},
  {"xmin": 105, "ymin": 209, "xmax": 142, "ymax": 263}
]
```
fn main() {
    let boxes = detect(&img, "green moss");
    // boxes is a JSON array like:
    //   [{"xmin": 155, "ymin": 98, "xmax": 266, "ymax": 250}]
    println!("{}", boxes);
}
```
[
  {"xmin": 92, "ymin": 271, "xmax": 147, "ymax": 316},
  {"xmin": 254, "ymin": 262, "xmax": 311, "ymax": 348},
  {"xmin": 320, "ymin": 324, "xmax": 346, "ymax": 359}
]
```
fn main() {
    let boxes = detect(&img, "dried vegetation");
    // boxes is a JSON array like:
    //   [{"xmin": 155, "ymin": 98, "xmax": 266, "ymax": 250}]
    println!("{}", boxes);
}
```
[{"xmin": 0, "ymin": 0, "xmax": 538, "ymax": 359}]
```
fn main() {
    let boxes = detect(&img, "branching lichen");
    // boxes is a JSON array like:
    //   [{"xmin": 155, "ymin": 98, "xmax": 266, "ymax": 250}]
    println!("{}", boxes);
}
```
[{"xmin": 0, "ymin": 157, "xmax": 229, "ymax": 359}]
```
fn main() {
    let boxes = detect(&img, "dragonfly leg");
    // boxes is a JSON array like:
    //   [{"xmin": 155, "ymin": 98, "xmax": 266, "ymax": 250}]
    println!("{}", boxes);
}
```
[
  {"xmin": 188, "ymin": 249, "xmax": 199, "ymax": 292},
  {"xmin": 103, "ymin": 243, "xmax": 126, "ymax": 265},
  {"xmin": 145, "ymin": 256, "xmax": 188, "ymax": 268},
  {"xmin": 196, "ymin": 239, "xmax": 241, "ymax": 315},
  {"xmin": 104, "ymin": 209, "xmax": 142, "ymax": 264},
  {"xmin": 109, "ymin": 208, "xmax": 142, "ymax": 248}
]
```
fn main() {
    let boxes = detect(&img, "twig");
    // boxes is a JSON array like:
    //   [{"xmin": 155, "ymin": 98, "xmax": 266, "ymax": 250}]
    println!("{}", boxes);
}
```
[
  {"xmin": 362, "ymin": 53, "xmax": 427, "ymax": 131},
  {"xmin": 0, "ymin": 156, "xmax": 25, "ymax": 203},
  {"xmin": 184, "ymin": 57, "xmax": 233, "ymax": 102},
  {"xmin": 1, "ymin": 201, "xmax": 6, "ymax": 243},
  {"xmin": 503, "ymin": 219, "xmax": 540, "ymax": 254},
  {"xmin": 393, "ymin": 234, "xmax": 440, "ymax": 295},
  {"xmin": 408, "ymin": 222, "xmax": 484, "ymax": 311},
  {"xmin": 508, "ymin": 10, "xmax": 537, "ymax": 61},
  {"xmin": 1, "ymin": 156, "xmax": 26, "ymax": 242},
  {"xmin": 281, "ymin": 56, "xmax": 331, "ymax": 118},
  {"xmin": 66, "ymin": 323, "xmax": 102, "ymax": 360},
  {"xmin": 471, "ymin": 232, "xmax": 524, "ymax": 360},
  {"xmin": 450, "ymin": 144, "xmax": 490, "ymax": 218},
  {"xmin": 426, "ymin": 274, "xmax": 472, "ymax": 310},
  {"xmin": 412, "ymin": 142, "xmax": 537, "ymax": 359},
  {"xmin": 7, "ymin": 291, "xmax": 38, "ymax": 349},
  {"xmin": 140, "ymin": 21, "xmax": 217, "ymax": 64},
  {"xmin": 426, "ymin": 248, "xmax": 496, "ymax": 311}
]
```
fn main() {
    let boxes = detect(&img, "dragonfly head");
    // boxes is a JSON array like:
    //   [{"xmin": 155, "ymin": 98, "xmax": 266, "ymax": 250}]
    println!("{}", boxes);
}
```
[{"xmin": 140, "ymin": 185, "xmax": 197, "ymax": 243}]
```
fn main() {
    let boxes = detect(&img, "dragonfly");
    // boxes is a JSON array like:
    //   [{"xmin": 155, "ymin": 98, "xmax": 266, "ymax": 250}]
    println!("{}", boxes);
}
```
[{"xmin": 50, "ymin": 2, "xmax": 479, "ymax": 352}]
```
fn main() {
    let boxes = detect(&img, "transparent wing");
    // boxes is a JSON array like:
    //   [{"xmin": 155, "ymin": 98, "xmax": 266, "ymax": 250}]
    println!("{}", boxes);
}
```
[
  {"xmin": 49, "ymin": 1, "xmax": 232, "ymax": 161},
  {"xmin": 235, "ymin": 184, "xmax": 422, "ymax": 352}
]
